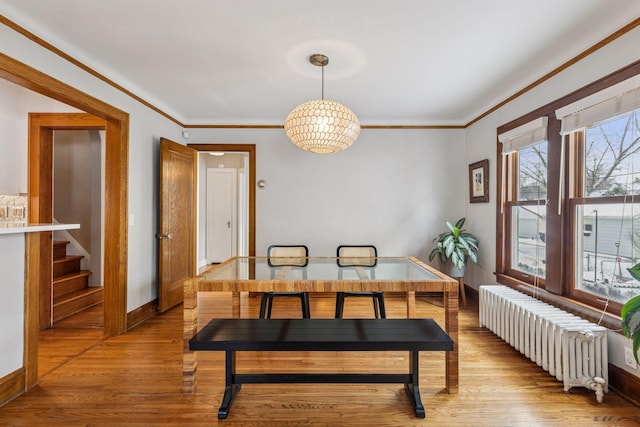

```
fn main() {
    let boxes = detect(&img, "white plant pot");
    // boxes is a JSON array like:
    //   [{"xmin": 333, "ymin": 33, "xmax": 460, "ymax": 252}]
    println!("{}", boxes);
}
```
[{"xmin": 440, "ymin": 260, "xmax": 465, "ymax": 278}]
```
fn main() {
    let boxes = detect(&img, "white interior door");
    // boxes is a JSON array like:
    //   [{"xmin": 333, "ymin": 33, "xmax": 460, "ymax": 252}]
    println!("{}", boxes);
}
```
[{"xmin": 206, "ymin": 168, "xmax": 237, "ymax": 263}]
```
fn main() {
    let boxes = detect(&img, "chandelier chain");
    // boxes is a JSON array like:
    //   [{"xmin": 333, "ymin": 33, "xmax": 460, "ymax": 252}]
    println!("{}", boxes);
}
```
[{"xmin": 321, "ymin": 65, "xmax": 325, "ymax": 100}]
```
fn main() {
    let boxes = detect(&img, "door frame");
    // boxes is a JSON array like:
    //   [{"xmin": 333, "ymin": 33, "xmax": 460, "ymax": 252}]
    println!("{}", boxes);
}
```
[
  {"xmin": 188, "ymin": 144, "xmax": 256, "ymax": 257},
  {"xmin": 0, "ymin": 53, "xmax": 129, "ymax": 390},
  {"xmin": 29, "ymin": 113, "xmax": 106, "ymax": 330}
]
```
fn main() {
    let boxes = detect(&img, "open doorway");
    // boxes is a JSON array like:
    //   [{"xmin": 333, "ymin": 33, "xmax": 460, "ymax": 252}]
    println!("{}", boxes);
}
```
[
  {"xmin": 29, "ymin": 113, "xmax": 106, "ymax": 329},
  {"xmin": 197, "ymin": 151, "xmax": 250, "ymax": 267},
  {"xmin": 29, "ymin": 115, "xmax": 107, "ymax": 380},
  {"xmin": 157, "ymin": 141, "xmax": 255, "ymax": 313},
  {"xmin": 52, "ymin": 129, "xmax": 105, "ymax": 318},
  {"xmin": 189, "ymin": 143, "xmax": 256, "ymax": 260}
]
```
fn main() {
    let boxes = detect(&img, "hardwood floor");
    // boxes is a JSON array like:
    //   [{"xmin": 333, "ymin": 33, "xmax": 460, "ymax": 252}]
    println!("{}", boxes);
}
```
[
  {"xmin": 38, "ymin": 302, "xmax": 104, "ymax": 378},
  {"xmin": 2, "ymin": 293, "xmax": 639, "ymax": 426}
]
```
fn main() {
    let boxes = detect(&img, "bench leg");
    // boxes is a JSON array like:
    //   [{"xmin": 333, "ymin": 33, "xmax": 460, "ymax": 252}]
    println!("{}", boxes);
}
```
[
  {"xmin": 404, "ymin": 350, "xmax": 425, "ymax": 418},
  {"xmin": 218, "ymin": 350, "xmax": 241, "ymax": 419}
]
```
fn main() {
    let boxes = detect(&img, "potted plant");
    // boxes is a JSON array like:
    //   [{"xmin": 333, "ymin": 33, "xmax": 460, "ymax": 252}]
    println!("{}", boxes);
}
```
[{"xmin": 429, "ymin": 217, "xmax": 479, "ymax": 277}]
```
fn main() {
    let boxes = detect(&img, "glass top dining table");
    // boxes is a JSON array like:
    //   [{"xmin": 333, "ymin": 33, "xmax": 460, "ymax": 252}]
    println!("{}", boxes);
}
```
[
  {"xmin": 199, "ymin": 256, "xmax": 444, "ymax": 281},
  {"xmin": 183, "ymin": 256, "xmax": 459, "ymax": 394}
]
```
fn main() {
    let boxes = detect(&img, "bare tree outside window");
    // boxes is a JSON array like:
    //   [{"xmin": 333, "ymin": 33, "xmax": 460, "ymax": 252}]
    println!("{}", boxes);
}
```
[
  {"xmin": 585, "ymin": 111, "xmax": 640, "ymax": 196},
  {"xmin": 518, "ymin": 144, "xmax": 548, "ymax": 201}
]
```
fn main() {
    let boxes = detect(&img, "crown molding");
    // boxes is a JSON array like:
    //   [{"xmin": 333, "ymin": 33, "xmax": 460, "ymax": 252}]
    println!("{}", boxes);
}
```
[{"xmin": 2, "ymin": 14, "xmax": 638, "ymax": 130}]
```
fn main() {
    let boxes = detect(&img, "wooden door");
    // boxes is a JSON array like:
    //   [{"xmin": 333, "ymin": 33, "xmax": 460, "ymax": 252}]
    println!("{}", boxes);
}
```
[
  {"xmin": 206, "ymin": 168, "xmax": 237, "ymax": 263},
  {"xmin": 158, "ymin": 138, "xmax": 197, "ymax": 313}
]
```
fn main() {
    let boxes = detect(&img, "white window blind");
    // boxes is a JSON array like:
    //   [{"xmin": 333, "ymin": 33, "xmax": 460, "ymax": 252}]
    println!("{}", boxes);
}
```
[
  {"xmin": 498, "ymin": 117, "xmax": 548, "ymax": 213},
  {"xmin": 555, "ymin": 74, "xmax": 640, "ymax": 135},
  {"xmin": 498, "ymin": 117, "xmax": 548, "ymax": 154}
]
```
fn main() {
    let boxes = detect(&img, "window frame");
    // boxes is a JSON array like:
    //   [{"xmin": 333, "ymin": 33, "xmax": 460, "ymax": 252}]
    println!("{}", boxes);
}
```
[
  {"xmin": 496, "ymin": 60, "xmax": 640, "ymax": 324},
  {"xmin": 502, "ymin": 148, "xmax": 548, "ymax": 287},
  {"xmin": 566, "ymin": 113, "xmax": 640, "ymax": 312}
]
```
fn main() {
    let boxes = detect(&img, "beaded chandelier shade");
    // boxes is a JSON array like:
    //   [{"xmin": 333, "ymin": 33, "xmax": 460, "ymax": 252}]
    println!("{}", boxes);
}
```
[{"xmin": 284, "ymin": 54, "xmax": 360, "ymax": 154}]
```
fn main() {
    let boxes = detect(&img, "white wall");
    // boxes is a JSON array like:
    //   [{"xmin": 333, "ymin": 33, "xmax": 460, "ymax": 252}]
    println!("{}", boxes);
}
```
[
  {"xmin": 464, "ymin": 26, "xmax": 640, "ymax": 377},
  {"xmin": 0, "ymin": 79, "xmax": 81, "ymax": 194},
  {"xmin": 0, "ymin": 23, "xmax": 184, "ymax": 315},
  {"xmin": 0, "ymin": 234, "xmax": 25, "ymax": 375},
  {"xmin": 186, "ymin": 127, "xmax": 466, "ymax": 260}
]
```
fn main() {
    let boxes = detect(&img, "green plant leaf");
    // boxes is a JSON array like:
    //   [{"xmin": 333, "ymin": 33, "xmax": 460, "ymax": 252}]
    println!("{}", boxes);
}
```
[
  {"xmin": 461, "ymin": 233, "xmax": 478, "ymax": 246},
  {"xmin": 621, "ymin": 294, "xmax": 640, "ymax": 324},
  {"xmin": 621, "ymin": 294, "xmax": 640, "ymax": 364},
  {"xmin": 627, "ymin": 264, "xmax": 640, "ymax": 282},
  {"xmin": 451, "ymin": 251, "xmax": 464, "ymax": 269},
  {"xmin": 622, "ymin": 310, "xmax": 640, "ymax": 338},
  {"xmin": 458, "ymin": 237, "xmax": 471, "ymax": 252},
  {"xmin": 443, "ymin": 236, "xmax": 455, "ymax": 257}
]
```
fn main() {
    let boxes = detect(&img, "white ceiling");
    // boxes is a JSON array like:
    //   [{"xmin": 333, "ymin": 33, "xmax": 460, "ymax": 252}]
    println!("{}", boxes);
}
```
[{"xmin": 2, "ymin": 1, "xmax": 639, "ymax": 126}]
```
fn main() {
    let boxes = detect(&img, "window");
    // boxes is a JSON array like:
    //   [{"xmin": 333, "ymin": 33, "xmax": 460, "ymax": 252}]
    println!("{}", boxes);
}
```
[
  {"xmin": 499, "ymin": 118, "xmax": 548, "ymax": 286},
  {"xmin": 571, "ymin": 110, "xmax": 640, "ymax": 305},
  {"xmin": 513, "ymin": 142, "xmax": 548, "ymax": 279},
  {"xmin": 497, "ymin": 66, "xmax": 640, "ymax": 316}
]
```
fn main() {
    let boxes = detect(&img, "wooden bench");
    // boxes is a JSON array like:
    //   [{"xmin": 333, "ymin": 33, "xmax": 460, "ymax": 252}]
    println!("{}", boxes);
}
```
[{"xmin": 189, "ymin": 318, "xmax": 454, "ymax": 419}]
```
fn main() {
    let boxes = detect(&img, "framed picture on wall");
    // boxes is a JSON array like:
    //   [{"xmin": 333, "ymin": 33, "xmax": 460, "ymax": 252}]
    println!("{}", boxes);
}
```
[{"xmin": 469, "ymin": 159, "xmax": 489, "ymax": 203}]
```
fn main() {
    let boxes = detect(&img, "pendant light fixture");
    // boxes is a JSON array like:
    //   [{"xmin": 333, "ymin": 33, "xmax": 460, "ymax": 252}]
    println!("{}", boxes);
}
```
[{"xmin": 284, "ymin": 54, "xmax": 360, "ymax": 154}]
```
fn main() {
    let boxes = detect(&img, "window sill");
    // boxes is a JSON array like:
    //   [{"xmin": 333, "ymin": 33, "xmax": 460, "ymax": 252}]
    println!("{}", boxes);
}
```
[{"xmin": 495, "ymin": 273, "xmax": 622, "ymax": 332}]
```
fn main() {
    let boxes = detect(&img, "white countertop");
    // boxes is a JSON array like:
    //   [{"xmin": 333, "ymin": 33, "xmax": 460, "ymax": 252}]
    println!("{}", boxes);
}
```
[{"xmin": 0, "ymin": 223, "xmax": 80, "ymax": 235}]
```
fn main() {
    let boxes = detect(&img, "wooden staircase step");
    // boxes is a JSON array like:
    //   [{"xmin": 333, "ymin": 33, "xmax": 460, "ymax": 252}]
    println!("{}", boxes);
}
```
[
  {"xmin": 53, "ymin": 287, "xmax": 103, "ymax": 322},
  {"xmin": 54, "ymin": 270, "xmax": 92, "ymax": 297},
  {"xmin": 53, "ymin": 255, "xmax": 84, "ymax": 278},
  {"xmin": 50, "ymin": 240, "xmax": 98, "ymax": 324},
  {"xmin": 53, "ymin": 240, "xmax": 70, "ymax": 260}
]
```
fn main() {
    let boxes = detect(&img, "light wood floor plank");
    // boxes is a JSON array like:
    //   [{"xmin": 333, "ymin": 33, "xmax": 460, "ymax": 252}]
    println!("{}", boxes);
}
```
[{"xmin": 1, "ymin": 294, "xmax": 639, "ymax": 426}]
